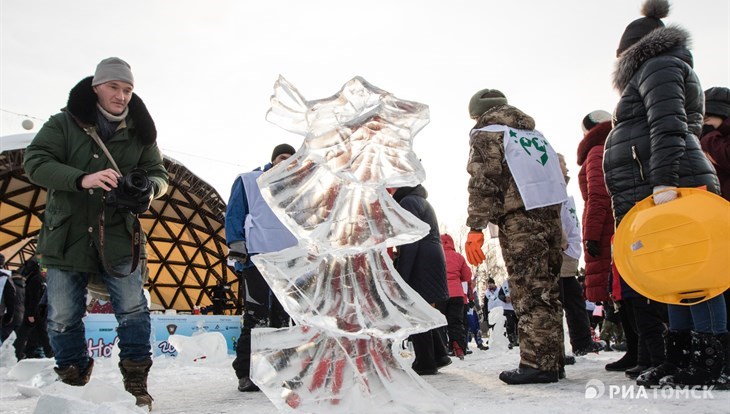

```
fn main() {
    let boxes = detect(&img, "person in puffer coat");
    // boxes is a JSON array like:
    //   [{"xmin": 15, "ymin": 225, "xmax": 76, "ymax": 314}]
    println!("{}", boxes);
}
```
[
  {"xmin": 439, "ymin": 233, "xmax": 472, "ymax": 359},
  {"xmin": 576, "ymin": 112, "xmax": 614, "ymax": 304},
  {"xmin": 604, "ymin": 0, "xmax": 726, "ymax": 389},
  {"xmin": 699, "ymin": 86, "xmax": 730, "ymax": 383},
  {"xmin": 579, "ymin": 113, "xmax": 641, "ymax": 374},
  {"xmin": 392, "ymin": 185, "xmax": 450, "ymax": 375}
]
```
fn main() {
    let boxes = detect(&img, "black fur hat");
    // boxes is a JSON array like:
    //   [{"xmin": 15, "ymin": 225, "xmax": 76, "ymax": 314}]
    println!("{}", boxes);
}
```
[
  {"xmin": 617, "ymin": 0, "xmax": 670, "ymax": 57},
  {"xmin": 704, "ymin": 87, "xmax": 730, "ymax": 120}
]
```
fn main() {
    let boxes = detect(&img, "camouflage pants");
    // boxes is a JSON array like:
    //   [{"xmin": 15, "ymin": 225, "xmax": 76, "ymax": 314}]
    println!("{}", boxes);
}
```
[
  {"xmin": 600, "ymin": 320, "xmax": 625, "ymax": 345},
  {"xmin": 498, "ymin": 206, "xmax": 564, "ymax": 371}
]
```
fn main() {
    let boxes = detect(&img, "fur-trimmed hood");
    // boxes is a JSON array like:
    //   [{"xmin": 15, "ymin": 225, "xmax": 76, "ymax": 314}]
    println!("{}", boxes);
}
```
[
  {"xmin": 613, "ymin": 25, "xmax": 693, "ymax": 92},
  {"xmin": 577, "ymin": 121, "xmax": 612, "ymax": 166},
  {"xmin": 64, "ymin": 76, "xmax": 157, "ymax": 145}
]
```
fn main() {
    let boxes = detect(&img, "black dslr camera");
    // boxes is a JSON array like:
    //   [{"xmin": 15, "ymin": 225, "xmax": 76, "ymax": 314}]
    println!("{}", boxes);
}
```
[{"xmin": 105, "ymin": 168, "xmax": 153, "ymax": 214}]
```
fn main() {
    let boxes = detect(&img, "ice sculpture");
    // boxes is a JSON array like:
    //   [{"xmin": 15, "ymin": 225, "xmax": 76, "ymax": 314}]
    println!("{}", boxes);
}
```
[{"xmin": 251, "ymin": 76, "xmax": 452, "ymax": 413}]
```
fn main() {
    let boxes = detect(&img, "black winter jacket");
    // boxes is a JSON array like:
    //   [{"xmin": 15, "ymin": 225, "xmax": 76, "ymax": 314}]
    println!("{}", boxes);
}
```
[
  {"xmin": 393, "ymin": 185, "xmax": 449, "ymax": 304},
  {"xmin": 604, "ymin": 26, "xmax": 720, "ymax": 223}
]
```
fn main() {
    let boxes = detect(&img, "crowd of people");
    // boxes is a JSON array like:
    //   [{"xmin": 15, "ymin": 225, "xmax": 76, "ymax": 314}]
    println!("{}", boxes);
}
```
[
  {"xmin": 461, "ymin": 0, "xmax": 728, "ymax": 389},
  {"xmin": 1, "ymin": 0, "xmax": 728, "ymax": 410}
]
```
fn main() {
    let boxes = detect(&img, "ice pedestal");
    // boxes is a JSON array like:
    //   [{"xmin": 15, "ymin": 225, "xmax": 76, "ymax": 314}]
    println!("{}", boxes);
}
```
[{"xmin": 252, "ymin": 326, "xmax": 451, "ymax": 414}]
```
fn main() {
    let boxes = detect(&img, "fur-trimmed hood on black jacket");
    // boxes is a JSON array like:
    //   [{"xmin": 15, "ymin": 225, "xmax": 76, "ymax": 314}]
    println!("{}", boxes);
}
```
[
  {"xmin": 64, "ymin": 76, "xmax": 157, "ymax": 145},
  {"xmin": 613, "ymin": 25, "xmax": 693, "ymax": 92},
  {"xmin": 603, "ymin": 25, "xmax": 719, "ymax": 223}
]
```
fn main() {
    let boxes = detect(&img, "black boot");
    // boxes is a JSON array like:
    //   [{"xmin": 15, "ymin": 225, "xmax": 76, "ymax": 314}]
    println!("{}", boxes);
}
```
[
  {"xmin": 713, "ymin": 333, "xmax": 730, "ymax": 390},
  {"xmin": 625, "ymin": 365, "xmax": 650, "ymax": 380},
  {"xmin": 54, "ymin": 358, "xmax": 94, "ymax": 386},
  {"xmin": 238, "ymin": 377, "xmax": 261, "ymax": 391},
  {"xmin": 606, "ymin": 336, "xmax": 638, "ymax": 371},
  {"xmin": 636, "ymin": 330, "xmax": 691, "ymax": 387},
  {"xmin": 605, "ymin": 352, "xmax": 637, "ymax": 371},
  {"xmin": 499, "ymin": 364, "xmax": 559, "ymax": 385},
  {"xmin": 661, "ymin": 331, "xmax": 725, "ymax": 387},
  {"xmin": 120, "ymin": 358, "xmax": 154, "ymax": 409}
]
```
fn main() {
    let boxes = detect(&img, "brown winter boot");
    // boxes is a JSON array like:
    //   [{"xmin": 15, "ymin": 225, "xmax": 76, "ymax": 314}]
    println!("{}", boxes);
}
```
[
  {"xmin": 119, "ymin": 358, "xmax": 154, "ymax": 410},
  {"xmin": 54, "ymin": 358, "xmax": 94, "ymax": 386}
]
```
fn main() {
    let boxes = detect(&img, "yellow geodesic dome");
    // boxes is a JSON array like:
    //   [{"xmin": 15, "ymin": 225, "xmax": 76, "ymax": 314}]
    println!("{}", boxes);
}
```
[{"xmin": 1, "ymin": 133, "xmax": 238, "ymax": 312}]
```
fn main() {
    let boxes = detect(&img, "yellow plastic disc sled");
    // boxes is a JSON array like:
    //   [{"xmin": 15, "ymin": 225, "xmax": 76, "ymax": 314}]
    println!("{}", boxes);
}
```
[{"xmin": 614, "ymin": 187, "xmax": 730, "ymax": 305}]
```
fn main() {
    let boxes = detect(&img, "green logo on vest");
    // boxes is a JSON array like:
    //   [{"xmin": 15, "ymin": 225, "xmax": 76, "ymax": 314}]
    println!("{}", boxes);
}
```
[{"xmin": 511, "ymin": 129, "xmax": 549, "ymax": 166}]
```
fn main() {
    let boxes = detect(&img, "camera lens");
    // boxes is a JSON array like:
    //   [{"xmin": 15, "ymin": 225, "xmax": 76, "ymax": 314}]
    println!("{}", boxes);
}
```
[
  {"xmin": 129, "ymin": 172, "xmax": 147, "ymax": 189},
  {"xmin": 122, "ymin": 170, "xmax": 150, "ymax": 196}
]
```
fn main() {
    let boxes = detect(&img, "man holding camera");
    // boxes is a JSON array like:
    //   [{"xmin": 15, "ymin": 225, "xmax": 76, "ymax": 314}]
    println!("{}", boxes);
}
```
[
  {"xmin": 225, "ymin": 143, "xmax": 298, "ymax": 392},
  {"xmin": 23, "ymin": 57, "xmax": 168, "ymax": 409}
]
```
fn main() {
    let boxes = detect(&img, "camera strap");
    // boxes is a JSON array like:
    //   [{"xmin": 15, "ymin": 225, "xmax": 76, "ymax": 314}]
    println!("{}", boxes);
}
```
[
  {"xmin": 84, "ymin": 127, "xmax": 143, "ymax": 279},
  {"xmin": 98, "ymin": 210, "xmax": 142, "ymax": 278},
  {"xmin": 84, "ymin": 127, "xmax": 123, "ymax": 175}
]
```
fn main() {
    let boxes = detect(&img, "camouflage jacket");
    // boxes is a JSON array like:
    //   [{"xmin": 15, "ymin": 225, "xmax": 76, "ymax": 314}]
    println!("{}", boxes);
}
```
[{"xmin": 466, "ymin": 105, "xmax": 537, "ymax": 229}]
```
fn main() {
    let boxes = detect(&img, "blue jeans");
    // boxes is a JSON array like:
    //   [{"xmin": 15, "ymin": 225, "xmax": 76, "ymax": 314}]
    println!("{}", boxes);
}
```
[
  {"xmin": 46, "ymin": 260, "xmax": 151, "ymax": 369},
  {"xmin": 667, "ymin": 294, "xmax": 727, "ymax": 334}
]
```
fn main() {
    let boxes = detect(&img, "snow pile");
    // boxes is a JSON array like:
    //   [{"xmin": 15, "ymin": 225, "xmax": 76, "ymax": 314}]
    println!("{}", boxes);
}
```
[{"xmin": 167, "ymin": 331, "xmax": 229, "ymax": 365}]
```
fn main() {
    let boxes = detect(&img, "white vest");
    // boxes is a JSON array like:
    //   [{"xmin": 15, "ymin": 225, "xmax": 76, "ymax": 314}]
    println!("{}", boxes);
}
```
[
  {"xmin": 500, "ymin": 281, "xmax": 514, "ymax": 311},
  {"xmin": 561, "ymin": 195, "xmax": 582, "ymax": 260},
  {"xmin": 239, "ymin": 171, "xmax": 297, "ymax": 254},
  {"xmin": 472, "ymin": 125, "xmax": 567, "ymax": 210},
  {"xmin": 484, "ymin": 288, "xmax": 503, "ymax": 311}
]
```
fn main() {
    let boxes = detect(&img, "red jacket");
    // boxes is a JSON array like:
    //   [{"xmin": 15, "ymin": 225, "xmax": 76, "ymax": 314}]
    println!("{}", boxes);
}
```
[
  {"xmin": 440, "ymin": 234, "xmax": 472, "ymax": 302},
  {"xmin": 577, "ymin": 121, "xmax": 614, "ymax": 302}
]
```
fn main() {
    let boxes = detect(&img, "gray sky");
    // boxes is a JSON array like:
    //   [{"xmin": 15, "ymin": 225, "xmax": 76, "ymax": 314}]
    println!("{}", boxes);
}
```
[{"xmin": 2, "ymin": 0, "xmax": 729, "ymax": 238}]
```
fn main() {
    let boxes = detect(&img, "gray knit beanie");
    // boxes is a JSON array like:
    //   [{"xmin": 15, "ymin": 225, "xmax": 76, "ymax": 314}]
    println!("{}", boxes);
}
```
[
  {"xmin": 92, "ymin": 57, "xmax": 134, "ymax": 86},
  {"xmin": 468, "ymin": 89, "xmax": 508, "ymax": 119}
]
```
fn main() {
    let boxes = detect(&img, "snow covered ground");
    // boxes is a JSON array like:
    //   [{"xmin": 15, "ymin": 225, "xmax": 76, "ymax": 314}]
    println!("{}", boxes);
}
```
[{"xmin": 2, "ymin": 325, "xmax": 728, "ymax": 414}]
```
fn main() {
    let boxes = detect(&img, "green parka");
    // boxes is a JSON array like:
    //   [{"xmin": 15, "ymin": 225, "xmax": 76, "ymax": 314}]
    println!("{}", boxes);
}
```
[{"xmin": 23, "ymin": 77, "xmax": 168, "ymax": 273}]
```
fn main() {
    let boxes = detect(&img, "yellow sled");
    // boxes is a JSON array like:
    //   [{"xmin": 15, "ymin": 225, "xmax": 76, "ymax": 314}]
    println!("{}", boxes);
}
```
[{"xmin": 614, "ymin": 187, "xmax": 730, "ymax": 305}]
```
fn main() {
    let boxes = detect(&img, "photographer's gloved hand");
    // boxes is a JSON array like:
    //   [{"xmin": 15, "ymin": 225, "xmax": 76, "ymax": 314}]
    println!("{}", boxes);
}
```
[
  {"xmin": 585, "ymin": 240, "xmax": 601, "ymax": 258},
  {"xmin": 134, "ymin": 184, "xmax": 154, "ymax": 213},
  {"xmin": 653, "ymin": 185, "xmax": 678, "ymax": 205},
  {"xmin": 465, "ymin": 231, "xmax": 485, "ymax": 266},
  {"xmin": 228, "ymin": 241, "xmax": 248, "ymax": 264}
]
